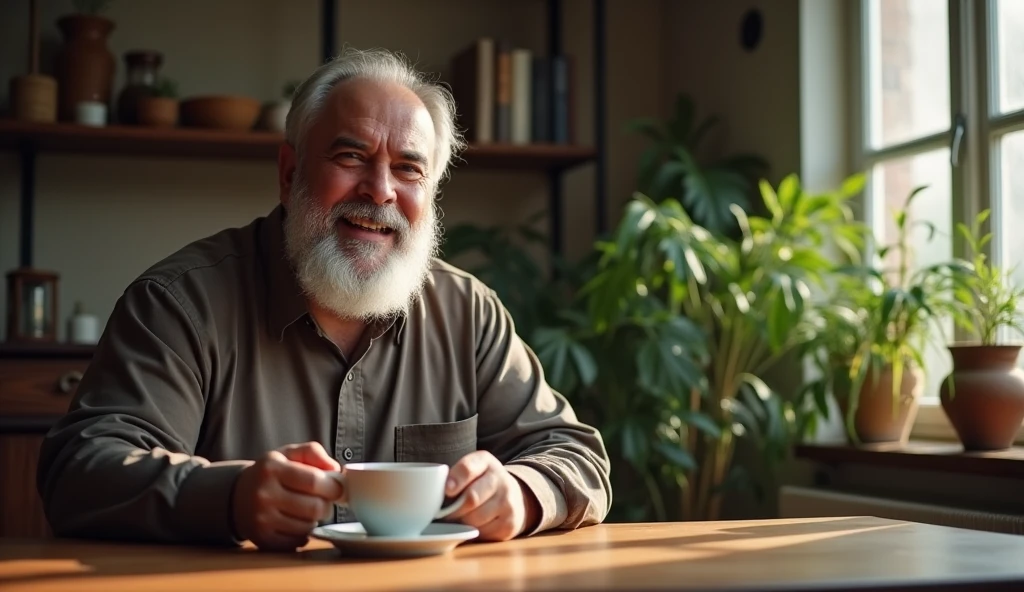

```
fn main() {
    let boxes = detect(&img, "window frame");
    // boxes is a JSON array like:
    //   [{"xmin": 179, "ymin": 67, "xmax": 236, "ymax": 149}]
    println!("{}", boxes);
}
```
[{"xmin": 850, "ymin": 0, "xmax": 1024, "ymax": 445}]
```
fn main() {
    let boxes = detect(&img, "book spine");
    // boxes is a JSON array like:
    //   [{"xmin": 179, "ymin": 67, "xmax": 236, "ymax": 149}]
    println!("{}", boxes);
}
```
[
  {"xmin": 531, "ymin": 56, "xmax": 551, "ymax": 143},
  {"xmin": 510, "ymin": 49, "xmax": 532, "ymax": 145},
  {"xmin": 551, "ymin": 55, "xmax": 570, "ymax": 144},
  {"xmin": 493, "ymin": 41, "xmax": 512, "ymax": 143},
  {"xmin": 475, "ymin": 39, "xmax": 494, "ymax": 144}
]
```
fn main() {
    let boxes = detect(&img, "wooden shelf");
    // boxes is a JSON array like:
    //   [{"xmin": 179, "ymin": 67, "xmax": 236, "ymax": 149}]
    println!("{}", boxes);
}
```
[
  {"xmin": 0, "ymin": 120, "xmax": 595, "ymax": 172},
  {"xmin": 0, "ymin": 119, "xmax": 282, "ymax": 160},
  {"xmin": 795, "ymin": 441, "xmax": 1024, "ymax": 480},
  {"xmin": 0, "ymin": 342, "xmax": 95, "ymax": 359}
]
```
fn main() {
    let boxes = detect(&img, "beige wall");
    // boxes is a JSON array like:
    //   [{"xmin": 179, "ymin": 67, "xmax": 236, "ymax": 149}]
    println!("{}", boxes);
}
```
[
  {"xmin": 0, "ymin": 0, "xmax": 667, "ymax": 339},
  {"xmin": 663, "ymin": 0, "xmax": 802, "ymax": 183}
]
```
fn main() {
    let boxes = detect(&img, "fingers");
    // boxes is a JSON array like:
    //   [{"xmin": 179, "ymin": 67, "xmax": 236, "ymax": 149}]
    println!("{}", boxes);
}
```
[
  {"xmin": 276, "ymin": 460, "xmax": 345, "ymax": 500},
  {"xmin": 446, "ymin": 450, "xmax": 498, "ymax": 497},
  {"xmin": 445, "ymin": 467, "xmax": 502, "ymax": 520},
  {"xmin": 278, "ymin": 441, "xmax": 341, "ymax": 472}
]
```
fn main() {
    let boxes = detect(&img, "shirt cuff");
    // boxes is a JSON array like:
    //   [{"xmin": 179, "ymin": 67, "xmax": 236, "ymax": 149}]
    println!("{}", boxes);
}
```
[
  {"xmin": 175, "ymin": 460, "xmax": 252, "ymax": 545},
  {"xmin": 505, "ymin": 463, "xmax": 568, "ymax": 536}
]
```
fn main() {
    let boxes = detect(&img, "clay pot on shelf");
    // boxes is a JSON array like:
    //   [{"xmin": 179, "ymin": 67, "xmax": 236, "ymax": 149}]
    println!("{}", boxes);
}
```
[
  {"xmin": 838, "ymin": 364, "xmax": 923, "ymax": 445},
  {"xmin": 939, "ymin": 345, "xmax": 1024, "ymax": 451},
  {"xmin": 181, "ymin": 96, "xmax": 260, "ymax": 131},
  {"xmin": 137, "ymin": 96, "xmax": 179, "ymax": 128},
  {"xmin": 54, "ymin": 14, "xmax": 115, "ymax": 122}
]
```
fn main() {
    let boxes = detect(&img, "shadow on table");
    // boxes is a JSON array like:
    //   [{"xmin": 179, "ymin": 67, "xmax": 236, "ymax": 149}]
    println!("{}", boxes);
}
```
[{"xmin": 0, "ymin": 538, "xmax": 368, "ymax": 588}]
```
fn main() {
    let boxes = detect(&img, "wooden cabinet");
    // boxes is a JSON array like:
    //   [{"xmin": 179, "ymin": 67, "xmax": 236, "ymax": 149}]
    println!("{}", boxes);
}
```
[{"xmin": 0, "ymin": 344, "xmax": 93, "ymax": 537}]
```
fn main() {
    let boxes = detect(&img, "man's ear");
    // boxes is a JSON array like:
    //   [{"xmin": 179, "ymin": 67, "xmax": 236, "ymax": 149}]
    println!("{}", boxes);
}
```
[{"xmin": 278, "ymin": 142, "xmax": 297, "ymax": 207}]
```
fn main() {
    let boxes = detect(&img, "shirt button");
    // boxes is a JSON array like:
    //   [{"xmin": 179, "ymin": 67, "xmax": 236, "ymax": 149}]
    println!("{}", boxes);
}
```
[
  {"xmin": 342, "ymin": 448, "xmax": 354, "ymax": 461},
  {"xmin": 346, "ymin": 372, "xmax": 354, "ymax": 381}
]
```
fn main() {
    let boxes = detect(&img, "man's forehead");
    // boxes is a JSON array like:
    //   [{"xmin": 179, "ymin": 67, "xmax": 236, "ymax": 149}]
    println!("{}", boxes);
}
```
[{"xmin": 325, "ymin": 80, "xmax": 431, "ymax": 130}]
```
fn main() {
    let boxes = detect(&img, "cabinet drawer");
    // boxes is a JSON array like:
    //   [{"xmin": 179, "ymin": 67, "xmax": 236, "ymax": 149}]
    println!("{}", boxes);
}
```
[{"xmin": 0, "ymin": 360, "xmax": 89, "ymax": 416}]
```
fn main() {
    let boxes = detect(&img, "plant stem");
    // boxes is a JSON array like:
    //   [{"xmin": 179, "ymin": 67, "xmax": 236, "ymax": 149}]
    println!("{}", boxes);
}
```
[{"xmin": 644, "ymin": 470, "xmax": 667, "ymax": 522}]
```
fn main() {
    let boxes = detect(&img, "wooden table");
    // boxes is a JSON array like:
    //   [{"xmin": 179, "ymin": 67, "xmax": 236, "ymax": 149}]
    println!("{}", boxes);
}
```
[{"xmin": 3, "ymin": 517, "xmax": 1024, "ymax": 591}]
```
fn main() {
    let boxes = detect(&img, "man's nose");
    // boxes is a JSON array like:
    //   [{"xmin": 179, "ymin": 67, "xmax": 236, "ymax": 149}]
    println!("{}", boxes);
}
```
[{"xmin": 357, "ymin": 161, "xmax": 397, "ymax": 205}]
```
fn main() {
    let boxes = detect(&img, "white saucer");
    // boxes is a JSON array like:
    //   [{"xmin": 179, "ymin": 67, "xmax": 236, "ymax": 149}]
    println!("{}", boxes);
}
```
[{"xmin": 311, "ymin": 522, "xmax": 479, "ymax": 558}]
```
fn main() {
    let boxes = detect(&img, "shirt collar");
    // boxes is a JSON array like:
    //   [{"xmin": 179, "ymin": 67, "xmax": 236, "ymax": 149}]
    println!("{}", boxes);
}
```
[
  {"xmin": 261, "ymin": 204, "xmax": 410, "ymax": 344},
  {"xmin": 262, "ymin": 205, "xmax": 310, "ymax": 341}
]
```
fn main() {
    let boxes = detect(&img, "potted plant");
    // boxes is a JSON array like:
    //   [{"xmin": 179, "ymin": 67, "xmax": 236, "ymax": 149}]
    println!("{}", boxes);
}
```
[
  {"xmin": 820, "ymin": 186, "xmax": 962, "ymax": 444},
  {"xmin": 940, "ymin": 209, "xmax": 1024, "ymax": 450},
  {"xmin": 137, "ymin": 77, "xmax": 179, "ymax": 128},
  {"xmin": 263, "ymin": 80, "xmax": 299, "ymax": 133}
]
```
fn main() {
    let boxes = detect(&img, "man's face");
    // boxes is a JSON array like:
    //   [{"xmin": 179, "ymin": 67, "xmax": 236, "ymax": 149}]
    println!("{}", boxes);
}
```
[{"xmin": 279, "ymin": 78, "xmax": 441, "ymax": 320}]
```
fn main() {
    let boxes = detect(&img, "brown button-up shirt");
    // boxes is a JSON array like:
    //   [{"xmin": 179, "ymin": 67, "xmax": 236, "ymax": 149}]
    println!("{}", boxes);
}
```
[{"xmin": 37, "ymin": 205, "xmax": 611, "ymax": 545}]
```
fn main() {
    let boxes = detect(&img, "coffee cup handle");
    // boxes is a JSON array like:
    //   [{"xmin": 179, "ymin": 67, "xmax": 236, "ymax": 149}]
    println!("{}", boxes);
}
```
[{"xmin": 434, "ymin": 491, "xmax": 468, "ymax": 520}]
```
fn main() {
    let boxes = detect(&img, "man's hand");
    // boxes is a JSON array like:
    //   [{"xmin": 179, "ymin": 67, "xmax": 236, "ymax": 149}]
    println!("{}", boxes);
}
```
[
  {"xmin": 443, "ymin": 451, "xmax": 540, "ymax": 541},
  {"xmin": 231, "ymin": 442, "xmax": 344, "ymax": 551}
]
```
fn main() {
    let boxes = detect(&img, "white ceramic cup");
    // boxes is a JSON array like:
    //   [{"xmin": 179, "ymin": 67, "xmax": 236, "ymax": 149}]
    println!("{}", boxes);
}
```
[
  {"xmin": 75, "ymin": 101, "xmax": 107, "ymax": 127},
  {"xmin": 328, "ymin": 462, "xmax": 466, "ymax": 537}
]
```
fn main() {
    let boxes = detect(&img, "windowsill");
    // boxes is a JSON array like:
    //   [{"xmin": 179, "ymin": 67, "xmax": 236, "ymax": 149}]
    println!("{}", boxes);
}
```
[{"xmin": 794, "ymin": 440, "xmax": 1024, "ymax": 479}]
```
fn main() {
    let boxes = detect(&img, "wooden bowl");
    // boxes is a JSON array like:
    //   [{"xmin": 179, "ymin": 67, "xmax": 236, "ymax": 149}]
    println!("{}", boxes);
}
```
[
  {"xmin": 180, "ymin": 95, "xmax": 260, "ymax": 131},
  {"xmin": 137, "ymin": 96, "xmax": 179, "ymax": 128}
]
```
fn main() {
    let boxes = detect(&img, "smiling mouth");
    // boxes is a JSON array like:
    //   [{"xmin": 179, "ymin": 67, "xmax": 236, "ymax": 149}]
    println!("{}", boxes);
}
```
[{"xmin": 341, "ymin": 216, "xmax": 395, "ymax": 235}]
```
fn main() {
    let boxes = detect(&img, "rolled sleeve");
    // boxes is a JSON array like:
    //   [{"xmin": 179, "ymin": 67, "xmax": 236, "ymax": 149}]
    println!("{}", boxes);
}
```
[{"xmin": 474, "ymin": 290, "xmax": 612, "ymax": 533}]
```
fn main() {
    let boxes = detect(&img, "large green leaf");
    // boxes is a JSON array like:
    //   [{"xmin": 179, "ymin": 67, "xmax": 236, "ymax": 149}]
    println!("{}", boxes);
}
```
[
  {"xmin": 678, "ymin": 410, "xmax": 721, "ymax": 439},
  {"xmin": 654, "ymin": 441, "xmax": 697, "ymax": 471},
  {"xmin": 621, "ymin": 419, "xmax": 650, "ymax": 469}
]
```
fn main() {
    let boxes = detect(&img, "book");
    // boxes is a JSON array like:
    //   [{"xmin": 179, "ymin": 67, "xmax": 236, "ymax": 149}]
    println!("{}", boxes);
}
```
[
  {"xmin": 510, "ymin": 49, "xmax": 533, "ymax": 145},
  {"xmin": 493, "ymin": 40, "xmax": 512, "ymax": 143},
  {"xmin": 531, "ymin": 56, "xmax": 551, "ymax": 143},
  {"xmin": 450, "ymin": 38, "xmax": 494, "ymax": 144}
]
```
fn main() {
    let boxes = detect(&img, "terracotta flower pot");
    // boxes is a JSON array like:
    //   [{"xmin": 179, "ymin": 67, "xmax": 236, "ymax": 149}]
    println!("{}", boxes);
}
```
[
  {"xmin": 137, "ymin": 97, "xmax": 179, "ymax": 128},
  {"xmin": 54, "ymin": 15, "xmax": 116, "ymax": 123},
  {"xmin": 838, "ymin": 364, "xmax": 923, "ymax": 445},
  {"xmin": 939, "ymin": 345, "xmax": 1024, "ymax": 451}
]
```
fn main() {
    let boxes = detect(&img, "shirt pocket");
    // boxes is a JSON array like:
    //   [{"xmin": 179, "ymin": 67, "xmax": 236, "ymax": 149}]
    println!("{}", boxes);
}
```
[{"xmin": 394, "ymin": 414, "xmax": 478, "ymax": 467}]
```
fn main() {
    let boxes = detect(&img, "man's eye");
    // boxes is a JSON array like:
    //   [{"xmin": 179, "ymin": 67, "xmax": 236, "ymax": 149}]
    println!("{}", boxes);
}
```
[
  {"xmin": 337, "ymin": 152, "xmax": 362, "ymax": 161},
  {"xmin": 396, "ymin": 164, "xmax": 423, "ymax": 175}
]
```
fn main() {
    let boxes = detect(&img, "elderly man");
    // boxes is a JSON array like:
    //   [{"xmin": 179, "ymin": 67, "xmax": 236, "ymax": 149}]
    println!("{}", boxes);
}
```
[{"xmin": 36, "ymin": 48, "xmax": 611, "ymax": 551}]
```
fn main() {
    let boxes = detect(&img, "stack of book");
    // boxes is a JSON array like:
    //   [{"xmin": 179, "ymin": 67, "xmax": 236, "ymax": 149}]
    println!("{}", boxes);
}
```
[{"xmin": 450, "ymin": 38, "xmax": 573, "ymax": 146}]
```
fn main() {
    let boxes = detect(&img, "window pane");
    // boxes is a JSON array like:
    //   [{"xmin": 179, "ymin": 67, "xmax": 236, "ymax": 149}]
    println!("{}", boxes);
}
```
[
  {"xmin": 871, "ymin": 149, "xmax": 953, "ymax": 400},
  {"xmin": 998, "ymin": 130, "xmax": 1024, "ymax": 366},
  {"xmin": 996, "ymin": 0, "xmax": 1024, "ymax": 114},
  {"xmin": 867, "ymin": 0, "xmax": 950, "ymax": 148}
]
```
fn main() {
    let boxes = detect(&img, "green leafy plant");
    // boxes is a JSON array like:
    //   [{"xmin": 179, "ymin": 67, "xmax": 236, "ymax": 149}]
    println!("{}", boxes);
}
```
[
  {"xmin": 629, "ymin": 94, "xmax": 768, "ymax": 236},
  {"xmin": 150, "ymin": 78, "xmax": 179, "ymax": 99},
  {"xmin": 808, "ymin": 186, "xmax": 965, "ymax": 439},
  {"xmin": 951, "ymin": 209, "xmax": 1024, "ymax": 344},
  {"xmin": 72, "ymin": 0, "xmax": 113, "ymax": 15},
  {"xmin": 283, "ymin": 80, "xmax": 301, "ymax": 100}
]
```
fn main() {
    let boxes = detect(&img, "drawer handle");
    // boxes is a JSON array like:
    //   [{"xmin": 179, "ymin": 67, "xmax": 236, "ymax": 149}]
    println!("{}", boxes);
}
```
[{"xmin": 58, "ymin": 371, "xmax": 83, "ymax": 394}]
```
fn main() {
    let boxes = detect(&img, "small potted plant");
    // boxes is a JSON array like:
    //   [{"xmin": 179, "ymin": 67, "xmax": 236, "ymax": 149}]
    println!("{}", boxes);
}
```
[
  {"xmin": 263, "ymin": 79, "xmax": 299, "ymax": 133},
  {"xmin": 826, "ymin": 186, "xmax": 961, "ymax": 444},
  {"xmin": 940, "ymin": 209, "xmax": 1024, "ymax": 450},
  {"xmin": 137, "ymin": 77, "xmax": 179, "ymax": 128}
]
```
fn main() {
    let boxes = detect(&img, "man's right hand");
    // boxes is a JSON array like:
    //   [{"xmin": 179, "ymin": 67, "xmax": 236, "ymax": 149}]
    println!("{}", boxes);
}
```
[{"xmin": 231, "ymin": 441, "xmax": 344, "ymax": 551}]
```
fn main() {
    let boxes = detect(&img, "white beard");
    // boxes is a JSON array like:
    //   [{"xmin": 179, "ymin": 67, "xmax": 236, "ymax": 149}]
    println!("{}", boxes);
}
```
[{"xmin": 282, "ymin": 173, "xmax": 440, "ymax": 322}]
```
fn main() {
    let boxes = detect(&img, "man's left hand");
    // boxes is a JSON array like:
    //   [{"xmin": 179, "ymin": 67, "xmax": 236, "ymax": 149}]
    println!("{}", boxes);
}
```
[{"xmin": 443, "ymin": 451, "xmax": 539, "ymax": 541}]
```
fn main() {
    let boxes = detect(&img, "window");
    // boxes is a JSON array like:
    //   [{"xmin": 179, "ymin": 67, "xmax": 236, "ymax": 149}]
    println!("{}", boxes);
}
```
[{"xmin": 854, "ymin": 0, "xmax": 1024, "ymax": 441}]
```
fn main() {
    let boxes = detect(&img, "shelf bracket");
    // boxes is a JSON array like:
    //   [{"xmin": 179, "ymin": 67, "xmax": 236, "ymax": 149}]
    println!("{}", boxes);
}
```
[{"xmin": 18, "ymin": 141, "xmax": 36, "ymax": 268}]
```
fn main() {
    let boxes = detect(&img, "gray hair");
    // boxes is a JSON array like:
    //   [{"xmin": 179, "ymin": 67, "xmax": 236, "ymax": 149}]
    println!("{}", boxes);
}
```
[{"xmin": 285, "ymin": 47, "xmax": 466, "ymax": 187}]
